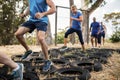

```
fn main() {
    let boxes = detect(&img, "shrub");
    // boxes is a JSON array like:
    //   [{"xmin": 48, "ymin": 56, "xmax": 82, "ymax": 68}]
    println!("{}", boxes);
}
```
[{"xmin": 110, "ymin": 27, "xmax": 120, "ymax": 42}]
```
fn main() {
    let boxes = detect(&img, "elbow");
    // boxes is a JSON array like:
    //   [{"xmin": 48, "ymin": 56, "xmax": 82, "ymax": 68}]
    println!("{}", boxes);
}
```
[
  {"xmin": 52, "ymin": 7, "xmax": 56, "ymax": 14},
  {"xmin": 79, "ymin": 19, "xmax": 83, "ymax": 22},
  {"xmin": 53, "ymin": 7, "xmax": 56, "ymax": 13}
]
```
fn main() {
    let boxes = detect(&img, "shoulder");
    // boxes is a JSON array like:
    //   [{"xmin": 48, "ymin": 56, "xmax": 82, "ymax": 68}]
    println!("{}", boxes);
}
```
[
  {"xmin": 77, "ymin": 11, "xmax": 82, "ymax": 16},
  {"xmin": 77, "ymin": 10, "xmax": 82, "ymax": 14},
  {"xmin": 91, "ymin": 22, "xmax": 94, "ymax": 26},
  {"xmin": 96, "ymin": 22, "xmax": 100, "ymax": 25}
]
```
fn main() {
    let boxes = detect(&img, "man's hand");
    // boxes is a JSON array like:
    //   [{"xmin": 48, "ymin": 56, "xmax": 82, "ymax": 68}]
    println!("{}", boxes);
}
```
[
  {"xmin": 35, "ymin": 12, "xmax": 45, "ymax": 19},
  {"xmin": 70, "ymin": 17, "xmax": 74, "ymax": 20},
  {"xmin": 19, "ymin": 13, "xmax": 26, "ymax": 18}
]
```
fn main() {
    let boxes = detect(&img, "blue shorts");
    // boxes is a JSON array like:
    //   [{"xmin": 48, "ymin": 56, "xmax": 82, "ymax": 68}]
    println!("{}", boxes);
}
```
[
  {"xmin": 21, "ymin": 21, "xmax": 48, "ymax": 33},
  {"xmin": 91, "ymin": 32, "xmax": 98, "ymax": 38}
]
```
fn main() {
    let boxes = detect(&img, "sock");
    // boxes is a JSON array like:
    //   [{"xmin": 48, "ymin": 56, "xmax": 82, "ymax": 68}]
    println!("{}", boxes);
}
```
[{"xmin": 13, "ymin": 64, "xmax": 20, "ymax": 71}]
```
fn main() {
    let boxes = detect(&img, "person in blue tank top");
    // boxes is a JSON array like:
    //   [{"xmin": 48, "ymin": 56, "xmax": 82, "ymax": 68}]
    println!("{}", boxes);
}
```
[
  {"xmin": 90, "ymin": 17, "xmax": 100, "ymax": 48},
  {"xmin": 61, "ymin": 5, "xmax": 85, "ymax": 52},
  {"xmin": 98, "ymin": 22, "xmax": 107, "ymax": 46},
  {"xmin": 15, "ymin": 0, "xmax": 56, "ymax": 72}
]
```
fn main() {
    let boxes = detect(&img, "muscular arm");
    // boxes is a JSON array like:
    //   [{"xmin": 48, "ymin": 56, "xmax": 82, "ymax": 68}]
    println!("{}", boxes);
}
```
[
  {"xmin": 44, "ymin": 0, "xmax": 56, "ymax": 15},
  {"xmin": 24, "ymin": 7, "xmax": 30, "ymax": 16},
  {"xmin": 71, "ymin": 16, "xmax": 83, "ymax": 22},
  {"xmin": 20, "ymin": 6, "xmax": 30, "ymax": 17},
  {"xmin": 35, "ymin": 0, "xmax": 56, "ymax": 19},
  {"xmin": 70, "ymin": 18, "xmax": 72, "ymax": 28},
  {"xmin": 90, "ymin": 24, "xmax": 92, "ymax": 32}
]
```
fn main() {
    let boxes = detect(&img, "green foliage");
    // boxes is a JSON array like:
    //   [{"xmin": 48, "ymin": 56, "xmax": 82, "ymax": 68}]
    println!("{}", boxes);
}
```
[
  {"xmin": 0, "ymin": 0, "xmax": 25, "ymax": 45},
  {"xmin": 56, "ymin": 30, "xmax": 65, "ymax": 44},
  {"xmin": 110, "ymin": 27, "xmax": 120, "ymax": 43},
  {"xmin": 104, "ymin": 12, "xmax": 120, "ymax": 26}
]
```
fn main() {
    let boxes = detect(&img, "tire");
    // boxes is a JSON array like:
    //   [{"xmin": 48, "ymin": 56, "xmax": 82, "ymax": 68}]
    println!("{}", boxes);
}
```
[
  {"xmin": 63, "ymin": 55, "xmax": 79, "ymax": 60},
  {"xmin": 44, "ymin": 78, "xmax": 58, "ymax": 80},
  {"xmin": 94, "ymin": 61, "xmax": 103, "ymax": 72},
  {"xmin": 99, "ymin": 57, "xmax": 108, "ymax": 64},
  {"xmin": 11, "ymin": 54, "xmax": 23, "ymax": 61},
  {"xmin": 78, "ymin": 70, "xmax": 91, "ymax": 80},
  {"xmin": 0, "ymin": 75, "xmax": 7, "ymax": 80},
  {"xmin": 51, "ymin": 59, "xmax": 67, "ymax": 64},
  {"xmin": 57, "ymin": 67, "xmax": 91, "ymax": 80},
  {"xmin": 49, "ymin": 49, "xmax": 61, "ymax": 58},
  {"xmin": 76, "ymin": 61, "xmax": 94, "ymax": 72},
  {"xmin": 23, "ymin": 71, "xmax": 39, "ymax": 80}
]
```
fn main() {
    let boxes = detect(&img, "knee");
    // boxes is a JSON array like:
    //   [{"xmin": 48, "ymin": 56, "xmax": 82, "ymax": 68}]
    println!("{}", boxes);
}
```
[
  {"xmin": 14, "ymin": 32, "xmax": 23, "ymax": 38},
  {"xmin": 38, "ymin": 37, "xmax": 45, "ymax": 43}
]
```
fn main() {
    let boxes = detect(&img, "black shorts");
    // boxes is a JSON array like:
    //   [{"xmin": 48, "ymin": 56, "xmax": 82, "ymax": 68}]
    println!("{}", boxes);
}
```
[
  {"xmin": 101, "ymin": 32, "xmax": 105, "ymax": 38},
  {"xmin": 21, "ymin": 21, "xmax": 48, "ymax": 33}
]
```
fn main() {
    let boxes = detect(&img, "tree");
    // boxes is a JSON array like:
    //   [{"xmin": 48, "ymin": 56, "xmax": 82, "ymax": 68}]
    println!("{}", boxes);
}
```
[
  {"xmin": 45, "ymin": 19, "xmax": 53, "ymax": 45},
  {"xmin": 0, "ymin": 0, "xmax": 24, "ymax": 45},
  {"xmin": 81, "ymin": 0, "xmax": 105, "ymax": 43},
  {"xmin": 69, "ymin": 0, "xmax": 75, "ymax": 45},
  {"xmin": 104, "ymin": 12, "xmax": 120, "ymax": 42},
  {"xmin": 104, "ymin": 12, "xmax": 120, "ymax": 26}
]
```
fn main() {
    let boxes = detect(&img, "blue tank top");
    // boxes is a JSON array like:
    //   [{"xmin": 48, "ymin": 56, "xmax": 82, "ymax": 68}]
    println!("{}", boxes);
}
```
[
  {"xmin": 71, "ymin": 11, "xmax": 82, "ymax": 30},
  {"xmin": 100, "ymin": 25, "xmax": 105, "ymax": 33},
  {"xmin": 29, "ymin": 0, "xmax": 48, "ymax": 24}
]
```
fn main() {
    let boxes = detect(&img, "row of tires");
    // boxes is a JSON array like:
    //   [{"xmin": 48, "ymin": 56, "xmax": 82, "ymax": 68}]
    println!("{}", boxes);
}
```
[{"xmin": 0, "ymin": 48, "xmax": 119, "ymax": 80}]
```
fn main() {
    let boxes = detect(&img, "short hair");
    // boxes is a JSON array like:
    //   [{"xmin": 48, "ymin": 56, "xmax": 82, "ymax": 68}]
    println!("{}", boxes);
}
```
[{"xmin": 71, "ymin": 5, "xmax": 77, "ymax": 9}]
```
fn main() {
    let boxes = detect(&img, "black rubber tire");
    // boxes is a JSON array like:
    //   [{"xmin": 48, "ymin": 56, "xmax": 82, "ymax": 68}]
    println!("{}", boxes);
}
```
[
  {"xmin": 51, "ymin": 59, "xmax": 67, "ymax": 64},
  {"xmin": 0, "ymin": 75, "xmax": 7, "ymax": 80},
  {"xmin": 57, "ymin": 67, "xmax": 91, "ymax": 80},
  {"xmin": 11, "ymin": 54, "xmax": 23, "ymax": 61},
  {"xmin": 94, "ymin": 61, "xmax": 103, "ymax": 72},
  {"xmin": 76, "ymin": 61, "xmax": 94, "ymax": 72},
  {"xmin": 23, "ymin": 71, "xmax": 39, "ymax": 80}
]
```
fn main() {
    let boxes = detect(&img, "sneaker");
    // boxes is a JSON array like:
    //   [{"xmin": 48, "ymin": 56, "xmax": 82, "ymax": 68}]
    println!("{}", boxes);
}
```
[
  {"xmin": 42, "ymin": 60, "xmax": 52, "ymax": 72},
  {"xmin": 11, "ymin": 63, "xmax": 24, "ymax": 80},
  {"xmin": 21, "ymin": 50, "xmax": 33, "ymax": 61},
  {"xmin": 59, "ymin": 46, "xmax": 68, "ymax": 51}
]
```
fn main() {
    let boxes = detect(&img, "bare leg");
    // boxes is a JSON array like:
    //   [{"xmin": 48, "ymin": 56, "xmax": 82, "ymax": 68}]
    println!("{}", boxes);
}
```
[
  {"xmin": 64, "ymin": 38, "xmax": 67, "ymax": 46},
  {"xmin": 82, "ymin": 44, "xmax": 85, "ymax": 52},
  {"xmin": 103, "ymin": 38, "xmax": 105, "ymax": 45},
  {"xmin": 91, "ymin": 37, "xmax": 94, "ymax": 47},
  {"xmin": 37, "ymin": 31, "xmax": 49, "ymax": 60},
  {"xmin": 15, "ymin": 27, "xmax": 30, "ymax": 51},
  {"xmin": 0, "ymin": 52, "xmax": 18, "ymax": 69},
  {"xmin": 95, "ymin": 38, "xmax": 97, "ymax": 47}
]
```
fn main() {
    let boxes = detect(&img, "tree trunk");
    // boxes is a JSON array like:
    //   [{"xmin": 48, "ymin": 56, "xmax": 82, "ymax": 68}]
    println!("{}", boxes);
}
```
[
  {"xmin": 45, "ymin": 19, "xmax": 53, "ymax": 45},
  {"xmin": 81, "ymin": 0, "xmax": 104, "ymax": 44},
  {"xmin": 82, "ymin": 11, "xmax": 89, "ymax": 44},
  {"xmin": 69, "ymin": 0, "xmax": 75, "ymax": 45}
]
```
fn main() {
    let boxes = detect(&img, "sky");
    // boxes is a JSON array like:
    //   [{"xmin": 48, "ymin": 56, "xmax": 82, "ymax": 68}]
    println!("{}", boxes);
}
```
[{"xmin": 48, "ymin": 0, "xmax": 120, "ymax": 38}]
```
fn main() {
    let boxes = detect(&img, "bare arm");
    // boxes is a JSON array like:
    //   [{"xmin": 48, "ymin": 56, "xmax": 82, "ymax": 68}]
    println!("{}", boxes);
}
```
[
  {"xmin": 44, "ymin": 0, "xmax": 56, "ymax": 15},
  {"xmin": 71, "ymin": 16, "xmax": 83, "ymax": 22},
  {"xmin": 35, "ymin": 0, "xmax": 56, "ymax": 19},
  {"xmin": 103, "ymin": 25, "xmax": 107, "ymax": 33},
  {"xmin": 24, "ymin": 7, "xmax": 30, "ymax": 16},
  {"xmin": 90, "ymin": 24, "xmax": 92, "ymax": 32},
  {"xmin": 70, "ymin": 18, "xmax": 72, "ymax": 28},
  {"xmin": 19, "ymin": 7, "xmax": 30, "ymax": 17}
]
